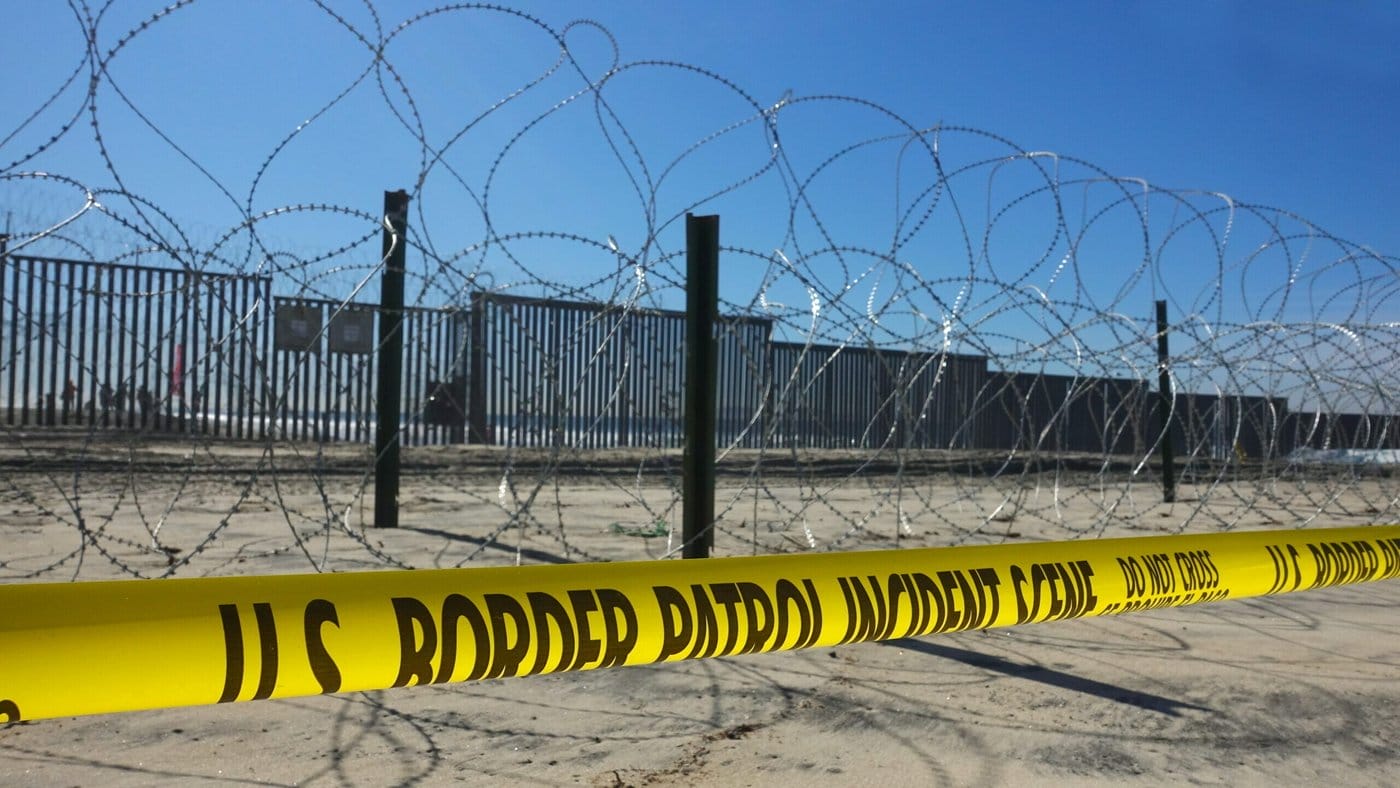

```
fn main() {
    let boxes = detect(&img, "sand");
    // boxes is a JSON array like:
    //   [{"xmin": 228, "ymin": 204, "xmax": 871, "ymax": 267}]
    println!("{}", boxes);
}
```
[{"xmin": 3, "ymin": 437, "xmax": 1399, "ymax": 785}]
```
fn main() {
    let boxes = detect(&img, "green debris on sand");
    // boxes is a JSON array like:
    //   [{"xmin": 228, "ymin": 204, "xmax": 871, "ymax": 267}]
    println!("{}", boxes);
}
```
[{"xmin": 609, "ymin": 520, "xmax": 669, "ymax": 538}]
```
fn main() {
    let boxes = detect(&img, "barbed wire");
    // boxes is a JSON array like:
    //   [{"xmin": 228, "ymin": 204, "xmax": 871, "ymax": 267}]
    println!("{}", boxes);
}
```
[{"xmin": 1, "ymin": 1, "xmax": 1397, "ymax": 581}]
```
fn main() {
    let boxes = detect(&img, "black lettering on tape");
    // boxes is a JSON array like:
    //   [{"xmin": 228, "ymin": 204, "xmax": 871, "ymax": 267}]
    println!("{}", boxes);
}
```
[
  {"xmin": 596, "ymin": 589, "xmax": 639, "ymax": 668},
  {"xmin": 946, "ymin": 571, "xmax": 969, "ymax": 631},
  {"xmin": 924, "ymin": 571, "xmax": 956, "ymax": 634},
  {"xmin": 1282, "ymin": 545, "xmax": 1299, "ymax": 596},
  {"xmin": 838, "ymin": 576, "xmax": 876, "ymax": 645},
  {"xmin": 656, "ymin": 578, "xmax": 822, "ymax": 661},
  {"xmin": 1013, "ymin": 561, "xmax": 1096, "ymax": 625},
  {"xmin": 737, "ymin": 582, "xmax": 775, "ymax": 655},
  {"xmin": 436, "ymin": 593, "xmax": 491, "ymax": 683},
  {"xmin": 711, "ymin": 583, "xmax": 744, "ymax": 657},
  {"xmin": 1341, "ymin": 542, "xmax": 1360, "ymax": 581},
  {"xmin": 217, "ymin": 602, "xmax": 280, "ymax": 703},
  {"xmin": 1309, "ymin": 540, "xmax": 1381, "ymax": 589},
  {"xmin": 1047, "ymin": 564, "xmax": 1066, "ymax": 619},
  {"xmin": 916, "ymin": 573, "xmax": 936, "ymax": 632},
  {"xmin": 843, "ymin": 568, "xmax": 1003, "ymax": 638},
  {"xmin": 567, "ymin": 589, "xmax": 603, "ymax": 671},
  {"xmin": 1073, "ymin": 562, "xmax": 1097, "ymax": 618},
  {"xmin": 0, "ymin": 699, "xmax": 20, "ymax": 723},
  {"xmin": 1173, "ymin": 552, "xmax": 1205, "ymax": 592},
  {"xmin": 391, "ymin": 597, "xmax": 437, "ymax": 688},
  {"xmin": 910, "ymin": 572, "xmax": 941, "ymax": 635},
  {"xmin": 935, "ymin": 570, "xmax": 963, "ymax": 632},
  {"xmin": 1310, "ymin": 542, "xmax": 1333, "ymax": 588},
  {"xmin": 853, "ymin": 572, "xmax": 911, "ymax": 641},
  {"xmin": 485, "ymin": 594, "xmax": 530, "ymax": 679},
  {"xmin": 1113, "ymin": 594, "xmax": 1181, "ymax": 614},
  {"xmin": 951, "ymin": 570, "xmax": 975, "ymax": 631},
  {"xmin": 1103, "ymin": 582, "xmax": 1226, "ymax": 613},
  {"xmin": 686, "ymin": 585, "xmax": 720, "ymax": 660},
  {"xmin": 1044, "ymin": 564, "xmax": 1065, "ymax": 618},
  {"xmin": 1268, "ymin": 545, "xmax": 1283, "ymax": 593},
  {"xmin": 892, "ymin": 574, "xmax": 919, "ymax": 640},
  {"xmin": 1284, "ymin": 545, "xmax": 1302, "ymax": 591},
  {"xmin": 977, "ymin": 568, "xmax": 1003, "ymax": 627},
  {"xmin": 217, "ymin": 604, "xmax": 245, "ymax": 704},
  {"xmin": 800, "ymin": 579, "xmax": 823, "ymax": 648},
  {"xmin": 1356, "ymin": 541, "xmax": 1379, "ymax": 582},
  {"xmin": 879, "ymin": 574, "xmax": 908, "ymax": 642},
  {"xmin": 957, "ymin": 568, "xmax": 999, "ymax": 631},
  {"xmin": 1012, "ymin": 565, "xmax": 1031, "ymax": 622},
  {"xmin": 777, "ymin": 579, "xmax": 822, "ymax": 650},
  {"xmin": 836, "ymin": 577, "xmax": 858, "ymax": 643},
  {"xmin": 303, "ymin": 599, "xmax": 342, "ymax": 694},
  {"xmin": 526, "ymin": 592, "xmax": 576, "ymax": 676},
  {"xmin": 1056, "ymin": 563, "xmax": 1078, "ymax": 619},
  {"xmin": 867, "ymin": 576, "xmax": 890, "ymax": 642},
  {"xmin": 396, "ymin": 588, "xmax": 640, "ymax": 684},
  {"xmin": 1146, "ymin": 553, "xmax": 1175, "ymax": 595},
  {"xmin": 1124, "ymin": 551, "xmax": 1217, "ymax": 598},
  {"xmin": 1380, "ymin": 538, "xmax": 1400, "ymax": 580},
  {"xmin": 654, "ymin": 586, "xmax": 692, "ymax": 661},
  {"xmin": 1274, "ymin": 544, "xmax": 1301, "ymax": 593},
  {"xmin": 1182, "ymin": 551, "xmax": 1208, "ymax": 589},
  {"xmin": 1346, "ymin": 542, "xmax": 1372, "ymax": 584},
  {"xmin": 770, "ymin": 580, "xmax": 802, "ymax": 651},
  {"xmin": 251, "ymin": 603, "xmax": 279, "ymax": 701},
  {"xmin": 840, "ymin": 576, "xmax": 896, "ymax": 643},
  {"xmin": 1117, "ymin": 557, "xmax": 1145, "ymax": 600},
  {"xmin": 958, "ymin": 569, "xmax": 985, "ymax": 631}
]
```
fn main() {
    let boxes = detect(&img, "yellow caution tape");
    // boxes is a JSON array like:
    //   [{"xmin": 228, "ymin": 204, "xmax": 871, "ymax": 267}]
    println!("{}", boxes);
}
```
[{"xmin": 3, "ymin": 524, "xmax": 1399, "ymax": 722}]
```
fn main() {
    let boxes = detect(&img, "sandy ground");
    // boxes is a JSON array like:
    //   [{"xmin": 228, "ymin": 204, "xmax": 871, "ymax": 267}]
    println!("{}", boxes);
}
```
[{"xmin": 3, "ymin": 437, "xmax": 1399, "ymax": 785}]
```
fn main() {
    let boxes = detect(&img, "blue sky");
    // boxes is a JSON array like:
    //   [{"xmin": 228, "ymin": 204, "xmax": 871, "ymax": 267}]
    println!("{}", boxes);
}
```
[{"xmin": 3, "ymin": 1, "xmax": 1397, "ymax": 367}]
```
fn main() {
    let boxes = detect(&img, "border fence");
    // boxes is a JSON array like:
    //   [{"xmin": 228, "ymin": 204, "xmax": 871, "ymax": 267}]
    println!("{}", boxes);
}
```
[
  {"xmin": 0, "ymin": 252, "xmax": 465, "ymax": 446},
  {"xmin": 4, "ymin": 249, "xmax": 1396, "ymax": 462}
]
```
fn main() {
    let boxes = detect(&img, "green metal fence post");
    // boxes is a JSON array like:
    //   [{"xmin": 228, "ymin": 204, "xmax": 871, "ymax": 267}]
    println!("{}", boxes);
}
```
[
  {"xmin": 683, "ymin": 214, "xmax": 719, "ymax": 558},
  {"xmin": 1156, "ymin": 299, "xmax": 1177, "ymax": 503},
  {"xmin": 375, "ymin": 190, "xmax": 410, "ymax": 527}
]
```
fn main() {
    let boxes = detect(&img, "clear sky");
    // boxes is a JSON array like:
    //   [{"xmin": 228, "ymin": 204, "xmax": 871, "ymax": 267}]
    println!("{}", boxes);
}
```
[
  {"xmin": 3, "ymin": 1, "xmax": 1397, "ymax": 361},
  {"xmin": 608, "ymin": 0, "xmax": 1399, "ymax": 239}
]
